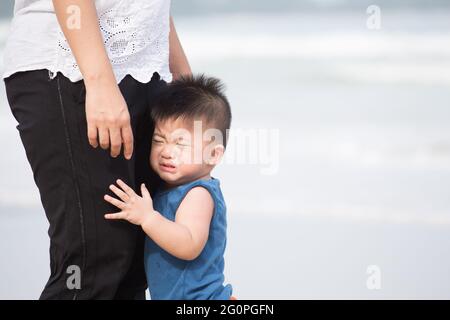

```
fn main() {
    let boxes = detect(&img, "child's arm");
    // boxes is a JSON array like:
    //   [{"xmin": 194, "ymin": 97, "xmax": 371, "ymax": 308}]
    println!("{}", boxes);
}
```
[
  {"xmin": 142, "ymin": 186, "xmax": 213, "ymax": 260},
  {"xmin": 103, "ymin": 179, "xmax": 213, "ymax": 261}
]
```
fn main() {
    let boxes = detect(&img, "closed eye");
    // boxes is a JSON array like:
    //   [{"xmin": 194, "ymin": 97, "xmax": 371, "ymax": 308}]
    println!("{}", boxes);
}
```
[
  {"xmin": 152, "ymin": 138, "xmax": 164, "ymax": 144},
  {"xmin": 176, "ymin": 142, "xmax": 191, "ymax": 147}
]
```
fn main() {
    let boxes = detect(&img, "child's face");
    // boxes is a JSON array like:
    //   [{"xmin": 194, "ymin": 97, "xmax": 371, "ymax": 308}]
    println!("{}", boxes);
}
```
[{"xmin": 150, "ymin": 117, "xmax": 224, "ymax": 187}]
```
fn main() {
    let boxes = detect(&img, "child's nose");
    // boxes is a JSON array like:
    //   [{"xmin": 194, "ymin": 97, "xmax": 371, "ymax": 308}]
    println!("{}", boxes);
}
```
[{"xmin": 161, "ymin": 145, "xmax": 175, "ymax": 159}]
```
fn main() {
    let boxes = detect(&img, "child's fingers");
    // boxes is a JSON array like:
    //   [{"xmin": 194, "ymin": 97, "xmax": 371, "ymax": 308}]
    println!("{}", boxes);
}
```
[
  {"xmin": 104, "ymin": 194, "xmax": 126, "ymax": 209},
  {"xmin": 116, "ymin": 179, "xmax": 135, "ymax": 197},
  {"xmin": 104, "ymin": 212, "xmax": 126, "ymax": 220},
  {"xmin": 141, "ymin": 183, "xmax": 151, "ymax": 198},
  {"xmin": 109, "ymin": 184, "xmax": 129, "ymax": 202}
]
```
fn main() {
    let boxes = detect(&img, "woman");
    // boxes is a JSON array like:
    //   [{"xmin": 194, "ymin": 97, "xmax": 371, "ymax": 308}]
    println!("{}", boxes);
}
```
[{"xmin": 2, "ymin": 0, "xmax": 191, "ymax": 299}]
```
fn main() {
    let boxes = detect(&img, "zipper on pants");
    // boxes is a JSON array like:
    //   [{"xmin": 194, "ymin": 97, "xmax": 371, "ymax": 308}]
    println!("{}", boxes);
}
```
[{"xmin": 56, "ymin": 75, "xmax": 87, "ymax": 300}]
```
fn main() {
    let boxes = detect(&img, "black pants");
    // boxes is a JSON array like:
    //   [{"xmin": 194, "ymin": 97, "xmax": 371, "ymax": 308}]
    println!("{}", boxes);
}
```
[{"xmin": 4, "ymin": 69, "xmax": 166, "ymax": 299}]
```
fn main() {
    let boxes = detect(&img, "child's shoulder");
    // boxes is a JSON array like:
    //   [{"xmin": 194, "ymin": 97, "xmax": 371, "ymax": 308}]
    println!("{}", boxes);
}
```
[
  {"xmin": 154, "ymin": 177, "xmax": 224, "ymax": 214},
  {"xmin": 181, "ymin": 177, "xmax": 221, "ymax": 203},
  {"xmin": 177, "ymin": 177, "xmax": 224, "ymax": 213},
  {"xmin": 177, "ymin": 185, "xmax": 215, "ymax": 215}
]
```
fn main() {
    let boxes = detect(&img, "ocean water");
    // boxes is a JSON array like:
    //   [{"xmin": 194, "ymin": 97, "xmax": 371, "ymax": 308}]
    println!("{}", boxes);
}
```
[{"xmin": 1, "ymin": 6, "xmax": 450, "ymax": 299}]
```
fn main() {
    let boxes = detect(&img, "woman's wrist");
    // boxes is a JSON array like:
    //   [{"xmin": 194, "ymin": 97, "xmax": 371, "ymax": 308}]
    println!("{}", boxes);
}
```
[
  {"xmin": 83, "ymin": 69, "xmax": 117, "ymax": 90},
  {"xmin": 82, "ymin": 58, "xmax": 117, "ymax": 89}
]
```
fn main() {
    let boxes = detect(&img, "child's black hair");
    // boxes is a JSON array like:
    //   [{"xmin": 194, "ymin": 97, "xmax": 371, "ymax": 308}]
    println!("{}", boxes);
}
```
[{"xmin": 151, "ymin": 74, "xmax": 232, "ymax": 147}]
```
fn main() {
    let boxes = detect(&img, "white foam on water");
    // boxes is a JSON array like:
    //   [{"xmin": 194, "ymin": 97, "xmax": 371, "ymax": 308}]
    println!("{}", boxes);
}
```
[
  {"xmin": 281, "ymin": 128, "xmax": 450, "ymax": 170},
  {"xmin": 175, "ymin": 12, "xmax": 450, "ymax": 85},
  {"xmin": 235, "ymin": 201, "xmax": 450, "ymax": 226}
]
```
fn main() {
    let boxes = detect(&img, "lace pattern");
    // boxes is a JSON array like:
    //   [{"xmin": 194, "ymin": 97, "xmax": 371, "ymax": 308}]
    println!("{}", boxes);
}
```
[{"xmin": 53, "ymin": 0, "xmax": 172, "ymax": 83}]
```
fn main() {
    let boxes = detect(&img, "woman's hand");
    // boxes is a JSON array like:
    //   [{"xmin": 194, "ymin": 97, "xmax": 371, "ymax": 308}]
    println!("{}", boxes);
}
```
[
  {"xmin": 85, "ymin": 80, "xmax": 134, "ymax": 159},
  {"xmin": 104, "ymin": 179, "xmax": 155, "ymax": 226},
  {"xmin": 52, "ymin": 1, "xmax": 133, "ymax": 159}
]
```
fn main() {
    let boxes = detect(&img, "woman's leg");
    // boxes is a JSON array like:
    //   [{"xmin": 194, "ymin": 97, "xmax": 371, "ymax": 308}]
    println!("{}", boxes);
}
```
[
  {"xmin": 113, "ymin": 72, "xmax": 167, "ymax": 299},
  {"xmin": 4, "ymin": 69, "xmax": 162, "ymax": 299}
]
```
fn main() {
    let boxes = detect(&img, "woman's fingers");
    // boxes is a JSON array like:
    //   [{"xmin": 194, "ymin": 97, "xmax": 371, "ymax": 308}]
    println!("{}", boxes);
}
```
[
  {"xmin": 87, "ymin": 122, "xmax": 98, "ymax": 148},
  {"xmin": 121, "ymin": 125, "xmax": 134, "ymax": 160},
  {"xmin": 84, "ymin": 82, "xmax": 133, "ymax": 159},
  {"xmin": 104, "ymin": 194, "xmax": 125, "ymax": 209},
  {"xmin": 98, "ymin": 126, "xmax": 110, "ymax": 150},
  {"xmin": 109, "ymin": 184, "xmax": 129, "ymax": 202},
  {"xmin": 109, "ymin": 127, "xmax": 122, "ymax": 158}
]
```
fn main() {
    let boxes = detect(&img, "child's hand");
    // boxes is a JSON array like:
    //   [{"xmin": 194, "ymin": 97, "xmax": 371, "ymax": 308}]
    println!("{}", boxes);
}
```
[{"xmin": 104, "ymin": 179, "xmax": 154, "ymax": 226}]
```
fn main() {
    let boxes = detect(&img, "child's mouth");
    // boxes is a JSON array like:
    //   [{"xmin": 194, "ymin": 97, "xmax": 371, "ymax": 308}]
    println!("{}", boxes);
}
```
[{"xmin": 159, "ymin": 162, "xmax": 176, "ymax": 173}]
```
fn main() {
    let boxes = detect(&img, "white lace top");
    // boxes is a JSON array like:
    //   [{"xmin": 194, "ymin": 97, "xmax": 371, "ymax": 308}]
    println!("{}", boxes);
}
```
[{"xmin": 2, "ymin": 0, "xmax": 172, "ymax": 84}]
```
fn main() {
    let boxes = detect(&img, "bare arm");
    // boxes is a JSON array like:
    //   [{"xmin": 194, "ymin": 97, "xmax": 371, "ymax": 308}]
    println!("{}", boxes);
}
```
[
  {"xmin": 52, "ymin": 0, "xmax": 133, "ymax": 159},
  {"xmin": 104, "ymin": 180, "xmax": 214, "ymax": 261},
  {"xmin": 169, "ymin": 16, "xmax": 192, "ymax": 80},
  {"xmin": 142, "ymin": 187, "xmax": 213, "ymax": 260}
]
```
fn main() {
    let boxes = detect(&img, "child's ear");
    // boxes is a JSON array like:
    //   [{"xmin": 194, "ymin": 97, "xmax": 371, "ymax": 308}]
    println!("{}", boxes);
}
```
[{"xmin": 206, "ymin": 144, "xmax": 225, "ymax": 166}]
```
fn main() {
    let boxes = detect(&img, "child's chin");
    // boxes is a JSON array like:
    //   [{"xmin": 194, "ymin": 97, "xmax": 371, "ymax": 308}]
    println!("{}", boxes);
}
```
[{"xmin": 159, "ymin": 172, "xmax": 180, "ymax": 183}]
